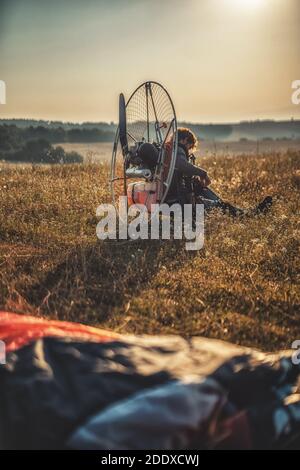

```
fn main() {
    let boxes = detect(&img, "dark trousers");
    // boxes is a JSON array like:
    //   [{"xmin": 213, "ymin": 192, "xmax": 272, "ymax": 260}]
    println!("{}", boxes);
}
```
[{"xmin": 193, "ymin": 184, "xmax": 244, "ymax": 217}]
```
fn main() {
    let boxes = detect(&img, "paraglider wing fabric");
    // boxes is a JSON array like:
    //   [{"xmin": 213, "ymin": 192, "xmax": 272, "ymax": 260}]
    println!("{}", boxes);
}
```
[
  {"xmin": 0, "ymin": 312, "xmax": 300, "ymax": 450},
  {"xmin": 0, "ymin": 311, "xmax": 118, "ymax": 352},
  {"xmin": 0, "ymin": 328, "xmax": 240, "ymax": 449},
  {"xmin": 67, "ymin": 377, "xmax": 226, "ymax": 450}
]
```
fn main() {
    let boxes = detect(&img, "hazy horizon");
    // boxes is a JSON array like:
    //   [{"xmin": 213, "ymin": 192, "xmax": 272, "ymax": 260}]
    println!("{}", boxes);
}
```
[
  {"xmin": 1, "ymin": 116, "xmax": 300, "ymax": 126},
  {"xmin": 1, "ymin": 0, "xmax": 300, "ymax": 123}
]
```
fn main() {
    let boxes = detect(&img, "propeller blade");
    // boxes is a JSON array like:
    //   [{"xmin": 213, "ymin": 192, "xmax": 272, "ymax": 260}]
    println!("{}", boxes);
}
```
[{"xmin": 119, "ymin": 93, "xmax": 128, "ymax": 156}]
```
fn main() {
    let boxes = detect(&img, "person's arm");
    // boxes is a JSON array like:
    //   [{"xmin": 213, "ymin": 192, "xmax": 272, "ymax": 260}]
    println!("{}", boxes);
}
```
[{"xmin": 175, "ymin": 150, "xmax": 208, "ymax": 178}]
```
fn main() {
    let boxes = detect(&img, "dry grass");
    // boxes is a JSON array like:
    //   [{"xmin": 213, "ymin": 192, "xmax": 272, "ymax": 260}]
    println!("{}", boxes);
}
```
[{"xmin": 0, "ymin": 151, "xmax": 299, "ymax": 351}]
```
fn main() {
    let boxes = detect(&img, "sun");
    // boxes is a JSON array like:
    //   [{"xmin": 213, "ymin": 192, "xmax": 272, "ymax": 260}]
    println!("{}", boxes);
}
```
[
  {"xmin": 230, "ymin": 0, "xmax": 265, "ymax": 9},
  {"xmin": 242, "ymin": 0, "xmax": 264, "ymax": 6}
]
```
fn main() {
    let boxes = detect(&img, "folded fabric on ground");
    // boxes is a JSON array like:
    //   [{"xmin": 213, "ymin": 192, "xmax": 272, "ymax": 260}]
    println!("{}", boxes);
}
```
[{"xmin": 0, "ymin": 312, "xmax": 299, "ymax": 450}]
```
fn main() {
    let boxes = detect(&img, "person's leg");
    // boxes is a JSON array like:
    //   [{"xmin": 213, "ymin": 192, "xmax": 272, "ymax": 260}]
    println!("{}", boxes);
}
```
[
  {"xmin": 194, "ymin": 182, "xmax": 272, "ymax": 217},
  {"xmin": 197, "ymin": 187, "xmax": 221, "ymax": 202},
  {"xmin": 193, "ymin": 181, "xmax": 244, "ymax": 217}
]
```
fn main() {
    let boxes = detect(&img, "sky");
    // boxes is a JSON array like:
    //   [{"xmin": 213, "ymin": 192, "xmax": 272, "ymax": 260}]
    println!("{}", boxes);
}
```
[{"xmin": 0, "ymin": 0, "xmax": 299, "ymax": 123}]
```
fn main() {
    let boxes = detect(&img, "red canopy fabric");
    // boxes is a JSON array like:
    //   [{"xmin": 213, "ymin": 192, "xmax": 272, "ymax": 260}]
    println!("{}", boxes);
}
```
[{"xmin": 0, "ymin": 311, "xmax": 118, "ymax": 352}]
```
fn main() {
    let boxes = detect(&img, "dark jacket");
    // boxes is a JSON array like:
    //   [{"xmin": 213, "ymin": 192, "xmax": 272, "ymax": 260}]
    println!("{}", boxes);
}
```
[{"xmin": 166, "ymin": 143, "xmax": 207, "ymax": 202}]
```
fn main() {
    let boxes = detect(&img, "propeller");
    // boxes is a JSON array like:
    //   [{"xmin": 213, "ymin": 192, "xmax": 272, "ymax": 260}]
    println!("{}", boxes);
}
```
[{"xmin": 119, "ymin": 93, "xmax": 128, "ymax": 157}]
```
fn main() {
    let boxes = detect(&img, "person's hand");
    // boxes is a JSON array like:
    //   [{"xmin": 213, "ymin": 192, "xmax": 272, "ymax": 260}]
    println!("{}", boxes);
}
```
[
  {"xmin": 203, "ymin": 174, "xmax": 211, "ymax": 186},
  {"xmin": 196, "ymin": 173, "xmax": 211, "ymax": 187}
]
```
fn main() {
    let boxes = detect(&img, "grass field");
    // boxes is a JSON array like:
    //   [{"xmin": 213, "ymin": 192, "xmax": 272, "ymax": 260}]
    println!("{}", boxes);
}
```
[{"xmin": 0, "ymin": 150, "xmax": 299, "ymax": 351}]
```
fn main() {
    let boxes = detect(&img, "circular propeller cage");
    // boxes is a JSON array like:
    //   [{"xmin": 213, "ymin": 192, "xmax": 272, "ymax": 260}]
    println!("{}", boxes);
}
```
[{"xmin": 110, "ymin": 81, "xmax": 178, "ymax": 208}]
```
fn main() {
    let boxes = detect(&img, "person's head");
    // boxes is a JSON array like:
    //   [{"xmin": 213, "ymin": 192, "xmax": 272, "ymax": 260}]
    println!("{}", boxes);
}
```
[{"xmin": 177, "ymin": 127, "xmax": 198, "ymax": 153}]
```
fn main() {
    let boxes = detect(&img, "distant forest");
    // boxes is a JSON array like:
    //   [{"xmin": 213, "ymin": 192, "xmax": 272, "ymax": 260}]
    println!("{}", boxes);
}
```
[
  {"xmin": 0, "ymin": 119, "xmax": 117, "ymax": 131},
  {"xmin": 0, "ymin": 122, "xmax": 115, "ymax": 162},
  {"xmin": 0, "ymin": 122, "xmax": 116, "ymax": 144},
  {"xmin": 0, "ymin": 124, "xmax": 85, "ymax": 163},
  {"xmin": 1, "ymin": 118, "xmax": 300, "ymax": 163},
  {"xmin": 1, "ymin": 118, "xmax": 300, "ymax": 142}
]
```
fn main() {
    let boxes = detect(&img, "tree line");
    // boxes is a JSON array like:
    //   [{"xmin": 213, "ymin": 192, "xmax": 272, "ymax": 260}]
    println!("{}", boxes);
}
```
[{"xmin": 0, "ymin": 124, "xmax": 96, "ymax": 163}]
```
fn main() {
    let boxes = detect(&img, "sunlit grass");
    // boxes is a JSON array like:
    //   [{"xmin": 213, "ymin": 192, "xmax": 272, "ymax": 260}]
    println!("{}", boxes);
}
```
[{"xmin": 0, "ymin": 151, "xmax": 299, "ymax": 351}]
